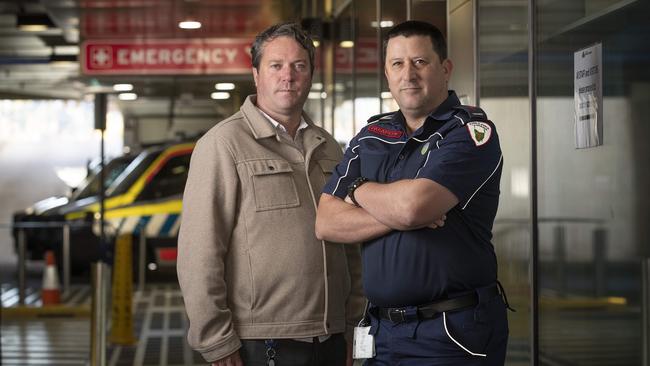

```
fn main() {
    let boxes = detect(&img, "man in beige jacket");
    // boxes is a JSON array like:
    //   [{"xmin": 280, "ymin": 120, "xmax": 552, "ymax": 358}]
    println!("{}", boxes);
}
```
[{"xmin": 177, "ymin": 22, "xmax": 364, "ymax": 366}]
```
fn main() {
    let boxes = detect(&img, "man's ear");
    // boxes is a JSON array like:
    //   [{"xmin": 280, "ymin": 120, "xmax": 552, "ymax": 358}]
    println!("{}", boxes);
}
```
[
  {"xmin": 442, "ymin": 59, "xmax": 454, "ymax": 82},
  {"xmin": 252, "ymin": 67, "xmax": 259, "ymax": 87}
]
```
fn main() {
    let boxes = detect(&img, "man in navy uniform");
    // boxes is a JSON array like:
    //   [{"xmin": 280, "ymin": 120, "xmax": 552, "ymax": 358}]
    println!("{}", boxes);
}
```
[{"xmin": 316, "ymin": 20, "xmax": 510, "ymax": 365}]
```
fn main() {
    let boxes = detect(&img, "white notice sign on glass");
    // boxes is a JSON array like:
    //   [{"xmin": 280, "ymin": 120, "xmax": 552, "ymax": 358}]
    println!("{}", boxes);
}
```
[{"xmin": 574, "ymin": 43, "xmax": 603, "ymax": 149}]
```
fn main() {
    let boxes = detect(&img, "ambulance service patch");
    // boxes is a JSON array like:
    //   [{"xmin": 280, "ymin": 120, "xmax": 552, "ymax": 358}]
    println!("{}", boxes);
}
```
[{"xmin": 467, "ymin": 121, "xmax": 492, "ymax": 146}]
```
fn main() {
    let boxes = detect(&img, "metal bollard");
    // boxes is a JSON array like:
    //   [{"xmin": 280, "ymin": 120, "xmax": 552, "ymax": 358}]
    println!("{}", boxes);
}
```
[
  {"xmin": 17, "ymin": 229, "xmax": 26, "ymax": 305},
  {"xmin": 91, "ymin": 262, "xmax": 109, "ymax": 366},
  {"xmin": 138, "ymin": 233, "xmax": 146, "ymax": 293},
  {"xmin": 62, "ymin": 223, "xmax": 71, "ymax": 295}
]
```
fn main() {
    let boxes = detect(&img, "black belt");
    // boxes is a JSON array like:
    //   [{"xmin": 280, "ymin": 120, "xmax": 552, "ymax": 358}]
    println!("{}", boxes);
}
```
[{"xmin": 376, "ymin": 284, "xmax": 500, "ymax": 323}]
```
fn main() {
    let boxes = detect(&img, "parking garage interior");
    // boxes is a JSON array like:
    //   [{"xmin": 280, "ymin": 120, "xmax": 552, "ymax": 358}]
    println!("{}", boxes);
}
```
[{"xmin": 1, "ymin": 0, "xmax": 650, "ymax": 365}]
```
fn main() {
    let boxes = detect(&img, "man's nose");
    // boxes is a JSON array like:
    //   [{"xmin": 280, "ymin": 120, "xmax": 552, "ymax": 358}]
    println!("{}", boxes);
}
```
[
  {"xmin": 280, "ymin": 65, "xmax": 295, "ymax": 81},
  {"xmin": 403, "ymin": 62, "xmax": 417, "ymax": 80}
]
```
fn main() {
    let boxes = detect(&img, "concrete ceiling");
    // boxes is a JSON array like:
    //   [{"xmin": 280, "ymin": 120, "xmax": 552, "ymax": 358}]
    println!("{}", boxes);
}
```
[{"xmin": 0, "ymin": 0, "xmax": 299, "ymax": 121}]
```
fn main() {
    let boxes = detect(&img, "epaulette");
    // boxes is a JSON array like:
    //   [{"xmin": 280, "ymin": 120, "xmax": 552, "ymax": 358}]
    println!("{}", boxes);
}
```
[
  {"xmin": 453, "ymin": 105, "xmax": 489, "ymax": 124},
  {"xmin": 367, "ymin": 111, "xmax": 395, "ymax": 124}
]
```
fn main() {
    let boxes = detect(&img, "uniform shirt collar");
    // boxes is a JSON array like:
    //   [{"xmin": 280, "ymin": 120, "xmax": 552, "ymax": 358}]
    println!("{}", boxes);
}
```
[
  {"xmin": 428, "ymin": 90, "xmax": 461, "ymax": 121},
  {"xmin": 387, "ymin": 90, "xmax": 461, "ymax": 126},
  {"xmin": 386, "ymin": 90, "xmax": 461, "ymax": 137}
]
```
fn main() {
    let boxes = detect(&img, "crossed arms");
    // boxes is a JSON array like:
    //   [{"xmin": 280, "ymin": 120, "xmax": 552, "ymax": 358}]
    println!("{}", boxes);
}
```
[{"xmin": 315, "ymin": 177, "xmax": 459, "ymax": 243}]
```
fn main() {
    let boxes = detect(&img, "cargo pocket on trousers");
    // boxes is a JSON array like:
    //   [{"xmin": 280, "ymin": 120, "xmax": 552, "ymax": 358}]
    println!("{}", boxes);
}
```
[{"xmin": 250, "ymin": 159, "xmax": 300, "ymax": 212}]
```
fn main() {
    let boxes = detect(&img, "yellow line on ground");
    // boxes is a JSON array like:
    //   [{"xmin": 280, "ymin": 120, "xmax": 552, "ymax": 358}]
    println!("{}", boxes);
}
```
[{"xmin": 2, "ymin": 305, "xmax": 91, "ymax": 318}]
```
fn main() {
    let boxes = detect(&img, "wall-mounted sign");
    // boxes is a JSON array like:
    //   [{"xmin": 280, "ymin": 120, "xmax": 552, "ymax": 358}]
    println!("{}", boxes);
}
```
[
  {"xmin": 574, "ymin": 43, "xmax": 603, "ymax": 149},
  {"xmin": 81, "ymin": 39, "xmax": 253, "ymax": 75}
]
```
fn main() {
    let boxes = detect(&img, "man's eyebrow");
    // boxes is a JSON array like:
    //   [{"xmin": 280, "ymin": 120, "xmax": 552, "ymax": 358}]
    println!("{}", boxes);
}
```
[{"xmin": 265, "ymin": 58, "xmax": 308, "ymax": 63}]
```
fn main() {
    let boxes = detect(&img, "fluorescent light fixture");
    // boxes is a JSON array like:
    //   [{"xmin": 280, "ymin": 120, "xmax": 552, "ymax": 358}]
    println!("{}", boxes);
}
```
[
  {"xmin": 371, "ymin": 20, "xmax": 394, "ymax": 28},
  {"xmin": 311, "ymin": 83, "xmax": 323, "ymax": 90},
  {"xmin": 339, "ymin": 40, "xmax": 354, "ymax": 48},
  {"xmin": 381, "ymin": 92, "xmax": 393, "ymax": 99},
  {"xmin": 179, "ymin": 20, "xmax": 201, "ymax": 29},
  {"xmin": 211, "ymin": 92, "xmax": 230, "ymax": 100},
  {"xmin": 118, "ymin": 93, "xmax": 138, "ymax": 101},
  {"xmin": 20, "ymin": 24, "xmax": 48, "ymax": 32},
  {"xmin": 17, "ymin": 14, "xmax": 55, "ymax": 32},
  {"xmin": 215, "ymin": 83, "xmax": 235, "ymax": 90},
  {"xmin": 313, "ymin": 40, "xmax": 320, "ymax": 48},
  {"xmin": 113, "ymin": 83, "xmax": 133, "ymax": 92}
]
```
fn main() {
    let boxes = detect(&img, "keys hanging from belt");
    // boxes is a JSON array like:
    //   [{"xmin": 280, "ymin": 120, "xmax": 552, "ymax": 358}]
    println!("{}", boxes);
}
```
[{"xmin": 265, "ymin": 339, "xmax": 276, "ymax": 366}]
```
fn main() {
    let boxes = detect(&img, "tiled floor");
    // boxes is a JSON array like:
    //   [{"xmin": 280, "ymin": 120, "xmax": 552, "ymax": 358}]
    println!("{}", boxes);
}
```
[{"xmin": 1, "ymin": 284, "xmax": 205, "ymax": 366}]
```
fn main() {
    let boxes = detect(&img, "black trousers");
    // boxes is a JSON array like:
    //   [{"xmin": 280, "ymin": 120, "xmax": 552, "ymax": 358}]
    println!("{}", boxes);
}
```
[{"xmin": 239, "ymin": 333, "xmax": 347, "ymax": 366}]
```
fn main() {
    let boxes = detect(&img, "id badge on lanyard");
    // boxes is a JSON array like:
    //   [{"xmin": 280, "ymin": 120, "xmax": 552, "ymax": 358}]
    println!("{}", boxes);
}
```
[{"xmin": 353, "ymin": 301, "xmax": 375, "ymax": 359}]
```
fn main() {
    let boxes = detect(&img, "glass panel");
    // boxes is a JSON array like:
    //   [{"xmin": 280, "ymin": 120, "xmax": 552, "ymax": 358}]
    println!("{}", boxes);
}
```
[
  {"xmin": 536, "ymin": 0, "xmax": 650, "ymax": 364},
  {"xmin": 136, "ymin": 153, "xmax": 191, "ymax": 201},
  {"xmin": 379, "ymin": 1, "xmax": 407, "ymax": 113},
  {"xmin": 354, "ymin": 0, "xmax": 380, "ymax": 134},
  {"xmin": 478, "ymin": 0, "xmax": 531, "ymax": 365},
  {"xmin": 411, "ymin": 0, "xmax": 447, "ymax": 30},
  {"xmin": 332, "ymin": 4, "xmax": 355, "ymax": 144}
]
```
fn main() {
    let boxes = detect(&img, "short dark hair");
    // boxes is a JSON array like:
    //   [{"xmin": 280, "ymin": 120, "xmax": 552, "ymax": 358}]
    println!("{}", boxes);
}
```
[
  {"xmin": 251, "ymin": 22, "xmax": 316, "ymax": 75},
  {"xmin": 383, "ymin": 20, "xmax": 447, "ymax": 61}
]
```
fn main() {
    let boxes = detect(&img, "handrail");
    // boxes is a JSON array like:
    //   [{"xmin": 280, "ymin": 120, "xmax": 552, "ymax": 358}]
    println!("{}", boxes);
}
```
[{"xmin": 0, "ymin": 221, "xmax": 91, "ymax": 229}]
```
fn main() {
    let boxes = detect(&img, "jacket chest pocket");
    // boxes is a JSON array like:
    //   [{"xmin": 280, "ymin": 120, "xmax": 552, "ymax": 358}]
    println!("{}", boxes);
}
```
[
  {"xmin": 249, "ymin": 159, "xmax": 300, "ymax": 212},
  {"xmin": 317, "ymin": 159, "xmax": 339, "ymax": 182}
]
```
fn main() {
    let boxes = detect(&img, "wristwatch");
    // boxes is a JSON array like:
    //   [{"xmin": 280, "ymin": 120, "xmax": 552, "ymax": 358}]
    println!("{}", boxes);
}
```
[{"xmin": 347, "ymin": 177, "xmax": 369, "ymax": 206}]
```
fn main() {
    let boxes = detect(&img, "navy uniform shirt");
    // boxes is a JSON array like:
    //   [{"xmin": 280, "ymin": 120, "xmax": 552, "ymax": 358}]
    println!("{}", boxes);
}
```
[{"xmin": 323, "ymin": 91, "xmax": 503, "ymax": 307}]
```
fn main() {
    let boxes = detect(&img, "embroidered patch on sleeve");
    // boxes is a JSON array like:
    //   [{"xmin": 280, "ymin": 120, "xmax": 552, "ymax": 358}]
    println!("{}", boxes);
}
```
[
  {"xmin": 467, "ymin": 121, "xmax": 492, "ymax": 146},
  {"xmin": 368, "ymin": 125, "xmax": 403, "ymax": 139}
]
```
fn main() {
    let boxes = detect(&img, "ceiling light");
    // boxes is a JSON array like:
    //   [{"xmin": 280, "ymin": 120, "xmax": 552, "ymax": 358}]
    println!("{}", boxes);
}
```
[
  {"xmin": 17, "ymin": 14, "xmax": 55, "ymax": 32},
  {"xmin": 313, "ymin": 40, "xmax": 320, "ymax": 48},
  {"xmin": 312, "ymin": 83, "xmax": 323, "ymax": 90},
  {"xmin": 113, "ymin": 84, "xmax": 133, "ymax": 92},
  {"xmin": 381, "ymin": 92, "xmax": 393, "ymax": 99},
  {"xmin": 339, "ymin": 40, "xmax": 354, "ymax": 48},
  {"xmin": 371, "ymin": 20, "xmax": 394, "ymax": 28},
  {"xmin": 211, "ymin": 92, "xmax": 230, "ymax": 100},
  {"xmin": 118, "ymin": 93, "xmax": 138, "ymax": 101},
  {"xmin": 215, "ymin": 83, "xmax": 235, "ymax": 90},
  {"xmin": 179, "ymin": 20, "xmax": 201, "ymax": 29},
  {"xmin": 20, "ymin": 24, "xmax": 48, "ymax": 32}
]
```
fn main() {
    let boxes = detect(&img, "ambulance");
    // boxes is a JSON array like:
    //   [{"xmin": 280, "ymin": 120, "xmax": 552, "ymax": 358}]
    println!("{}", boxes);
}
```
[{"xmin": 13, "ymin": 141, "xmax": 195, "ymax": 275}]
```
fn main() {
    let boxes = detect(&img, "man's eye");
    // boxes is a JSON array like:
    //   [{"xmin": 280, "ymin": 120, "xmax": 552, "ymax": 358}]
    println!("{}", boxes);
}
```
[
  {"xmin": 270, "ymin": 64, "xmax": 282, "ymax": 69},
  {"xmin": 392, "ymin": 61, "xmax": 403, "ymax": 67},
  {"xmin": 295, "ymin": 63, "xmax": 307, "ymax": 70},
  {"xmin": 415, "ymin": 59, "xmax": 427, "ymax": 65}
]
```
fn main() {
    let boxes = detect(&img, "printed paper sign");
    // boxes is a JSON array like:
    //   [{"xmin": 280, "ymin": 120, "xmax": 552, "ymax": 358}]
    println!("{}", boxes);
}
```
[{"xmin": 574, "ymin": 43, "xmax": 603, "ymax": 148}]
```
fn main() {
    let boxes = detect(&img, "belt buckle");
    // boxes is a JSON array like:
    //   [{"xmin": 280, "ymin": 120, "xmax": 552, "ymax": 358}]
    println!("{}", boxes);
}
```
[{"xmin": 388, "ymin": 308, "xmax": 406, "ymax": 323}]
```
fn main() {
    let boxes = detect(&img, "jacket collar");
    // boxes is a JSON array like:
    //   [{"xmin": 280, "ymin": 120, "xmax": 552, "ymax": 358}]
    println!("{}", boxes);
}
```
[{"xmin": 240, "ymin": 94, "xmax": 327, "ymax": 142}]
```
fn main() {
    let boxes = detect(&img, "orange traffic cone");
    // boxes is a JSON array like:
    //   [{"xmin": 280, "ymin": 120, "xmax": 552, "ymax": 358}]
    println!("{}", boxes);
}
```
[{"xmin": 41, "ymin": 250, "xmax": 61, "ymax": 306}]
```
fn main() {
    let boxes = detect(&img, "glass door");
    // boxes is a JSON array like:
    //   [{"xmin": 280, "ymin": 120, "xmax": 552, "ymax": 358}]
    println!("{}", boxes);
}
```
[{"xmin": 536, "ymin": 1, "xmax": 650, "ymax": 364}]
